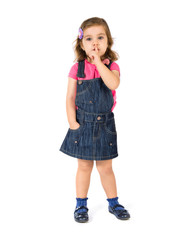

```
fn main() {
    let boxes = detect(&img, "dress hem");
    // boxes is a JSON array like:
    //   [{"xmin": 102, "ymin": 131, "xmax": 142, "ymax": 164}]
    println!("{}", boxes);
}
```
[{"xmin": 59, "ymin": 148, "xmax": 118, "ymax": 161}]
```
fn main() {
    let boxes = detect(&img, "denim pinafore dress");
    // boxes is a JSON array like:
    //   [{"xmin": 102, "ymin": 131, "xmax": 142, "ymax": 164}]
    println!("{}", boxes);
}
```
[{"xmin": 59, "ymin": 60, "xmax": 118, "ymax": 161}]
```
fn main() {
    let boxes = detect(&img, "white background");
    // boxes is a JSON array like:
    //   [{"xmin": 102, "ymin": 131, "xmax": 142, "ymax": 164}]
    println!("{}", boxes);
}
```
[{"xmin": 0, "ymin": 0, "xmax": 189, "ymax": 239}]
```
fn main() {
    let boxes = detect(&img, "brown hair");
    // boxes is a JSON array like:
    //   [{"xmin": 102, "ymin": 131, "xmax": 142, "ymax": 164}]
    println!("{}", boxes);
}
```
[{"xmin": 73, "ymin": 17, "xmax": 119, "ymax": 62}]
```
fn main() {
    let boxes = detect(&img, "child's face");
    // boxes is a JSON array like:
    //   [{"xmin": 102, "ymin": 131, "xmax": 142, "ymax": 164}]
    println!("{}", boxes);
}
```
[{"xmin": 81, "ymin": 25, "xmax": 108, "ymax": 60}]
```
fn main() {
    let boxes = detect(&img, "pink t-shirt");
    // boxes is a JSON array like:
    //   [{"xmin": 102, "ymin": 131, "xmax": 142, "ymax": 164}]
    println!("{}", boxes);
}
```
[{"xmin": 68, "ymin": 59, "xmax": 120, "ymax": 111}]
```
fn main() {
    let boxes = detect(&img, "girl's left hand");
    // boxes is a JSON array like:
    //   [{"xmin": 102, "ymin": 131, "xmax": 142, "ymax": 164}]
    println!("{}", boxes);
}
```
[{"xmin": 88, "ymin": 47, "xmax": 101, "ymax": 65}]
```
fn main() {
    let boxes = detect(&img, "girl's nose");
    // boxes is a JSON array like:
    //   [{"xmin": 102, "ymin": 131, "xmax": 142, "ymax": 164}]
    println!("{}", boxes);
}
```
[{"xmin": 93, "ymin": 39, "xmax": 98, "ymax": 46}]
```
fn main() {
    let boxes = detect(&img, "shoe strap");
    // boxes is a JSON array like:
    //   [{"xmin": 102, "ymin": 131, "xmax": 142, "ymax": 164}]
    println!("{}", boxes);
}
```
[
  {"xmin": 75, "ymin": 206, "xmax": 88, "ymax": 213},
  {"xmin": 112, "ymin": 204, "xmax": 125, "ymax": 211}
]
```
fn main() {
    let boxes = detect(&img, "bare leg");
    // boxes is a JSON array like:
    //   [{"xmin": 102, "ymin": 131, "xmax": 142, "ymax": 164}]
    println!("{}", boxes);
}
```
[
  {"xmin": 96, "ymin": 159, "xmax": 117, "ymax": 198},
  {"xmin": 76, "ymin": 159, "xmax": 94, "ymax": 198}
]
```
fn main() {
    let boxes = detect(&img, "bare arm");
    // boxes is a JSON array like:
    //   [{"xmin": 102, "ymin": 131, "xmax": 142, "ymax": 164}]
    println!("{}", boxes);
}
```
[
  {"xmin": 89, "ymin": 47, "xmax": 120, "ymax": 90},
  {"xmin": 66, "ymin": 77, "xmax": 80, "ymax": 129},
  {"xmin": 95, "ymin": 61, "xmax": 120, "ymax": 90}
]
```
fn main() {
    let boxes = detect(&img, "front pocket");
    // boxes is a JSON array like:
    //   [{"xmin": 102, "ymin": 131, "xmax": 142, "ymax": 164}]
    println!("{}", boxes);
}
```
[
  {"xmin": 104, "ymin": 127, "xmax": 117, "ymax": 149},
  {"xmin": 69, "ymin": 125, "xmax": 82, "ymax": 131},
  {"xmin": 75, "ymin": 80, "xmax": 96, "ymax": 105},
  {"xmin": 68, "ymin": 124, "xmax": 85, "ymax": 146},
  {"xmin": 104, "ymin": 118, "xmax": 117, "ymax": 135},
  {"xmin": 76, "ymin": 80, "xmax": 92, "ymax": 95}
]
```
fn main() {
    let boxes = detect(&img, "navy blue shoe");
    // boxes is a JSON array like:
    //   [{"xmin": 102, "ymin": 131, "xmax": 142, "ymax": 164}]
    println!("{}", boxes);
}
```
[
  {"xmin": 74, "ymin": 206, "xmax": 89, "ymax": 223},
  {"xmin": 109, "ymin": 204, "xmax": 130, "ymax": 220}
]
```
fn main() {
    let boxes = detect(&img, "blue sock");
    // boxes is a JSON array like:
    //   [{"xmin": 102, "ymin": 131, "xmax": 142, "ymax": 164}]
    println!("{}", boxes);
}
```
[
  {"xmin": 76, "ymin": 198, "xmax": 88, "ymax": 213},
  {"xmin": 107, "ymin": 197, "xmax": 124, "ymax": 210}
]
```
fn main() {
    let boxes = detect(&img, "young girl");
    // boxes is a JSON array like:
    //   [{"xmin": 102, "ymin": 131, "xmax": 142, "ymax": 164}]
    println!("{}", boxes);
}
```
[{"xmin": 60, "ymin": 17, "xmax": 130, "ymax": 223}]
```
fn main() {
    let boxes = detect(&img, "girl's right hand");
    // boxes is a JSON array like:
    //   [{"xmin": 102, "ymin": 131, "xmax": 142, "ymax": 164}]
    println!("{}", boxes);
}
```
[
  {"xmin": 69, "ymin": 121, "xmax": 80, "ymax": 130},
  {"xmin": 88, "ymin": 46, "xmax": 101, "ymax": 66}
]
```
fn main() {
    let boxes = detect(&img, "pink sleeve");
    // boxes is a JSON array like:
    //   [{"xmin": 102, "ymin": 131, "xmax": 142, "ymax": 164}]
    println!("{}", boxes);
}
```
[
  {"xmin": 110, "ymin": 62, "xmax": 120, "ymax": 76},
  {"xmin": 68, "ymin": 63, "xmax": 78, "ymax": 80}
]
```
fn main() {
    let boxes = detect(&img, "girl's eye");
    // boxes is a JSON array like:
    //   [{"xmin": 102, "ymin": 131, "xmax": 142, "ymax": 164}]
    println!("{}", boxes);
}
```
[
  {"xmin": 86, "ymin": 38, "xmax": 92, "ymax": 41},
  {"xmin": 98, "ymin": 36, "xmax": 104, "ymax": 40}
]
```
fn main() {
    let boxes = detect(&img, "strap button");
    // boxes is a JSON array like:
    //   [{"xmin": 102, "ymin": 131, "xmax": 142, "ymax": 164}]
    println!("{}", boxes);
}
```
[
  {"xmin": 78, "ymin": 80, "xmax": 83, "ymax": 85},
  {"xmin": 97, "ymin": 116, "xmax": 101, "ymax": 120}
]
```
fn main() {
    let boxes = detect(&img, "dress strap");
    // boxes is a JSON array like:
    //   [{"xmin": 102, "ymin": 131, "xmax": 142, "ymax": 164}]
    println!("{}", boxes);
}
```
[
  {"xmin": 76, "ymin": 59, "xmax": 112, "ymax": 79},
  {"xmin": 106, "ymin": 61, "xmax": 112, "ymax": 70},
  {"xmin": 77, "ymin": 60, "xmax": 85, "ymax": 78}
]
